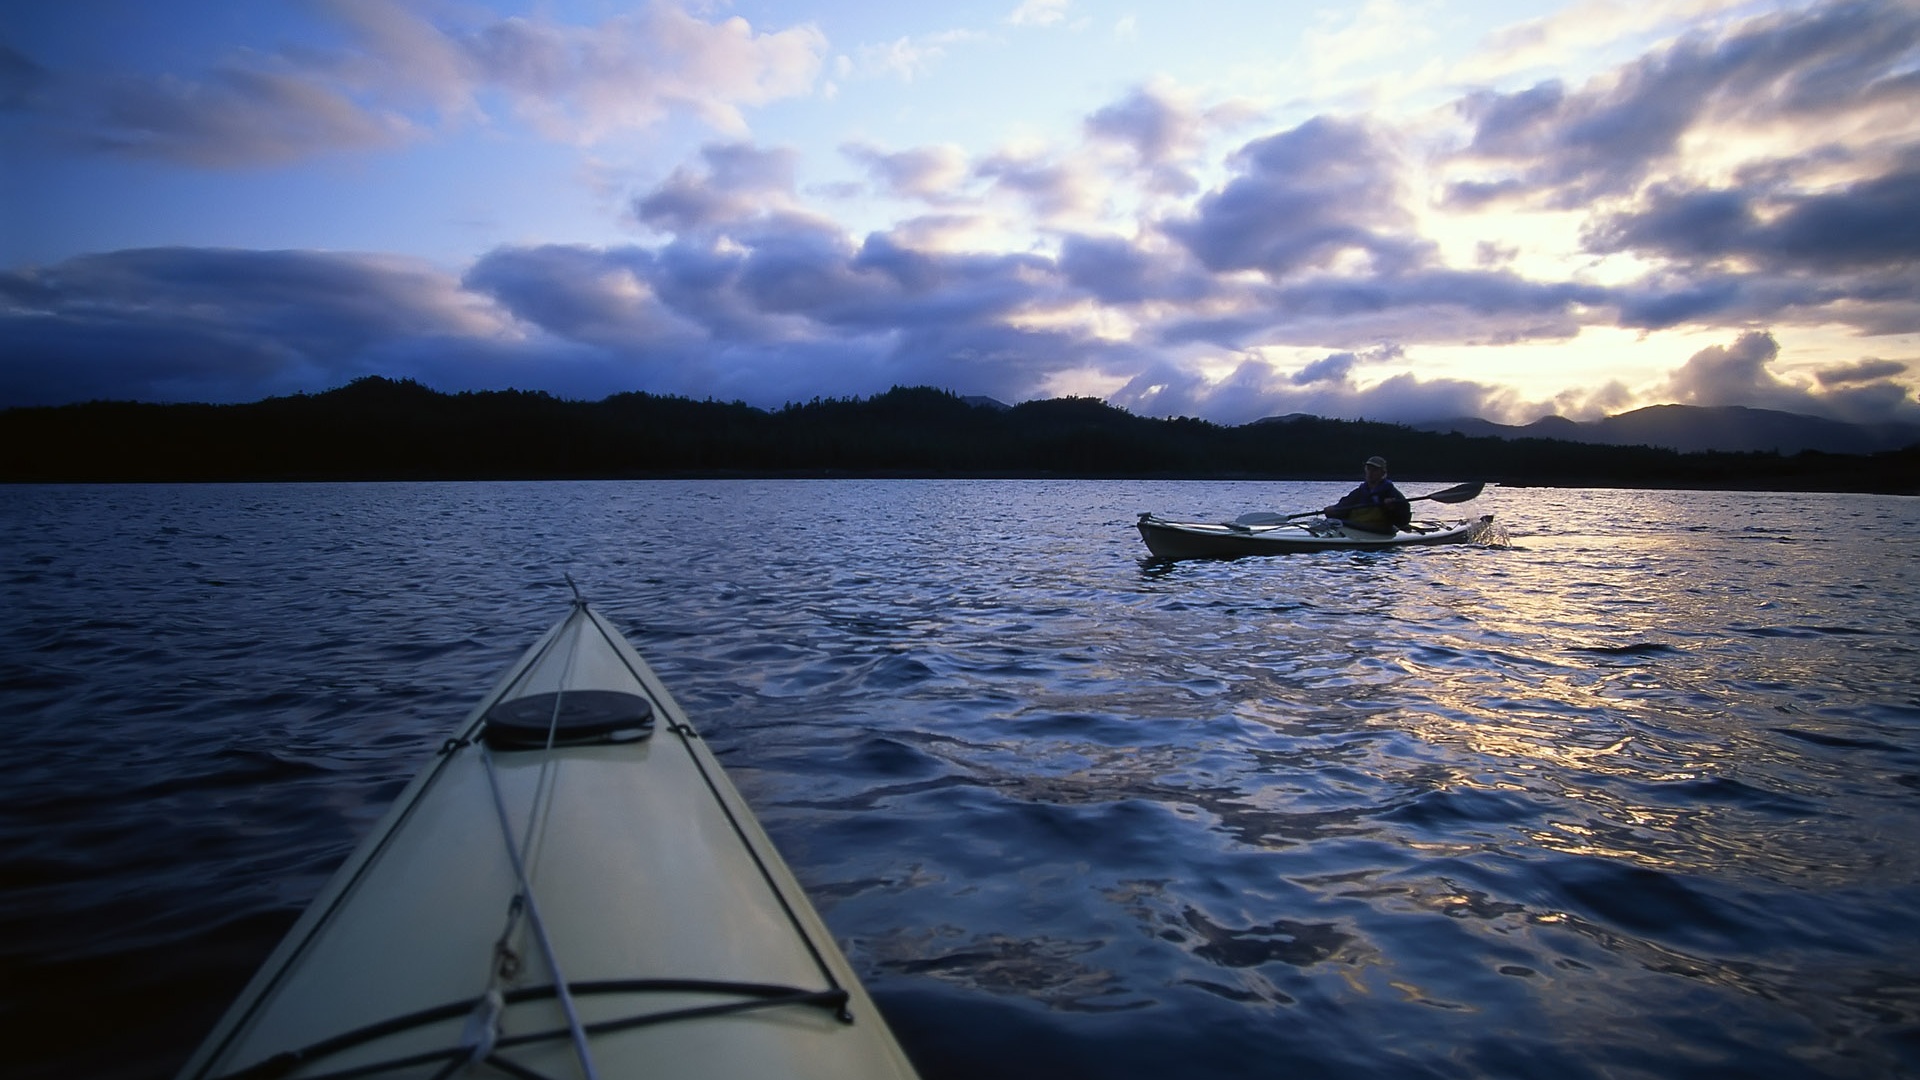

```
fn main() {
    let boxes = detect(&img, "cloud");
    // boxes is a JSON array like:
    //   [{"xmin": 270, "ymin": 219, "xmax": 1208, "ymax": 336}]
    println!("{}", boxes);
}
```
[
  {"xmin": 1084, "ymin": 83, "xmax": 1211, "ymax": 197},
  {"xmin": 9, "ymin": 1, "xmax": 828, "ymax": 166},
  {"xmin": 1086, "ymin": 84, "xmax": 1202, "ymax": 166},
  {"xmin": 1445, "ymin": 0, "xmax": 1920, "ymax": 209},
  {"xmin": 463, "ymin": 244, "xmax": 695, "ymax": 349},
  {"xmin": 1057, "ymin": 233, "xmax": 1212, "ymax": 306},
  {"xmin": 1593, "ymin": 176, "xmax": 1920, "ymax": 334},
  {"xmin": 1292, "ymin": 351, "xmax": 1359, "ymax": 386},
  {"xmin": 1663, "ymin": 329, "xmax": 1790, "ymax": 405},
  {"xmin": 1557, "ymin": 379, "xmax": 1638, "ymax": 421},
  {"xmin": 466, "ymin": 213, "xmax": 1089, "ymax": 403},
  {"xmin": 1659, "ymin": 329, "xmax": 1920, "ymax": 423},
  {"xmin": 0, "ymin": 248, "xmax": 513, "ymax": 404},
  {"xmin": 1815, "ymin": 357, "xmax": 1908, "ymax": 387},
  {"xmin": 393, "ymin": 4, "xmax": 828, "ymax": 141},
  {"xmin": 975, "ymin": 148, "xmax": 1101, "ymax": 221},
  {"xmin": 841, "ymin": 141, "xmax": 972, "ymax": 200},
  {"xmin": 1449, "ymin": 70, "xmax": 1699, "ymax": 209},
  {"xmin": 1007, "ymin": 1, "xmax": 1072, "ymax": 29},
  {"xmin": 838, "ymin": 30, "xmax": 981, "ymax": 83},
  {"xmin": 1109, "ymin": 350, "xmax": 1517, "ymax": 427},
  {"xmin": 1586, "ymin": 165, "xmax": 1920, "ymax": 274},
  {"xmin": 471, "ymin": 201, "xmax": 1150, "ymax": 404},
  {"xmin": 1303, "ymin": 0, "xmax": 1438, "ymax": 83},
  {"xmin": 1470, "ymin": 0, "xmax": 1752, "ymax": 81},
  {"xmin": 321, "ymin": 0, "xmax": 484, "ymax": 115},
  {"xmin": 632, "ymin": 142, "xmax": 808, "ymax": 234},
  {"xmin": 1488, "ymin": 3, "xmax": 1920, "ymax": 339},
  {"xmin": 357, "ymin": 2, "xmax": 828, "ymax": 141},
  {"xmin": 1153, "ymin": 266, "xmax": 1605, "ymax": 353},
  {"xmin": 1164, "ymin": 116, "xmax": 1429, "ymax": 278},
  {"xmin": 88, "ymin": 66, "xmax": 415, "ymax": 167}
]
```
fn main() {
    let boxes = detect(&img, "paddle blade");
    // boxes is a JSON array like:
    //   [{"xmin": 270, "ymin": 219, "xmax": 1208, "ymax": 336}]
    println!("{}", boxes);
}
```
[{"xmin": 1420, "ymin": 481, "xmax": 1486, "ymax": 505}]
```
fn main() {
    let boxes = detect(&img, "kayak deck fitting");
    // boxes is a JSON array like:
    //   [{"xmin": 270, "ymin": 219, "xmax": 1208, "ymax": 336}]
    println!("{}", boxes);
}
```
[
  {"xmin": 176, "ymin": 592, "xmax": 920, "ymax": 1080},
  {"xmin": 1136, "ymin": 512, "xmax": 1495, "ymax": 559}
]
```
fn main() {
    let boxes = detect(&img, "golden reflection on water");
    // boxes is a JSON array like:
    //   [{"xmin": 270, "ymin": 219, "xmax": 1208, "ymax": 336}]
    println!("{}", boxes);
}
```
[{"xmin": 1344, "ymin": 507, "xmax": 1914, "ymax": 891}]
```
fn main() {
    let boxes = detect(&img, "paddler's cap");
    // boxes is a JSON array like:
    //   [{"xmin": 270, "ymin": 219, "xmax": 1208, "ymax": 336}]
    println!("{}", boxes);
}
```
[{"xmin": 1364, "ymin": 455, "xmax": 1388, "ymax": 470}]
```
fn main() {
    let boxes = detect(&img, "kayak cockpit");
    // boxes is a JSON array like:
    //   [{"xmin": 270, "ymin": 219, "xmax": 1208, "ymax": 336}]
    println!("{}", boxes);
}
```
[
  {"xmin": 476, "ymin": 599, "xmax": 661, "ymax": 749},
  {"xmin": 482, "ymin": 691, "xmax": 654, "ymax": 749}
]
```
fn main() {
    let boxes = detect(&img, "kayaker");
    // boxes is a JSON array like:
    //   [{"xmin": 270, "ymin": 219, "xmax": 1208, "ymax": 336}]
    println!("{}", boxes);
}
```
[{"xmin": 1323, "ymin": 455, "xmax": 1411, "ymax": 533}]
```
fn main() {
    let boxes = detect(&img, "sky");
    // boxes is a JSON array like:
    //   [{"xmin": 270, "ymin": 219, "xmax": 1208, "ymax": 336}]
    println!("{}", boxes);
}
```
[{"xmin": 2, "ymin": 0, "xmax": 1917, "ymax": 426}]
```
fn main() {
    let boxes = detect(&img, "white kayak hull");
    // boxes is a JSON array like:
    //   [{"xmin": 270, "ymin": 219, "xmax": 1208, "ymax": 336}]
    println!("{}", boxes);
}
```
[
  {"xmin": 177, "ymin": 600, "xmax": 919, "ymax": 1080},
  {"xmin": 1138, "ymin": 513, "xmax": 1494, "ymax": 559}
]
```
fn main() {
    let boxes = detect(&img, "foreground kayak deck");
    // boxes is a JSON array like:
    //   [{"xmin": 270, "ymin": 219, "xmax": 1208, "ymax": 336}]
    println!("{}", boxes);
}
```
[
  {"xmin": 1138, "ymin": 513, "xmax": 1495, "ymax": 559},
  {"xmin": 177, "ymin": 598, "xmax": 919, "ymax": 1080}
]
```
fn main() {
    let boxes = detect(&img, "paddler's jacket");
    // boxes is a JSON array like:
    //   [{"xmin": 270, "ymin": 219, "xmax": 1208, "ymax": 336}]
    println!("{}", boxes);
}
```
[{"xmin": 1327, "ymin": 479, "xmax": 1411, "ymax": 533}]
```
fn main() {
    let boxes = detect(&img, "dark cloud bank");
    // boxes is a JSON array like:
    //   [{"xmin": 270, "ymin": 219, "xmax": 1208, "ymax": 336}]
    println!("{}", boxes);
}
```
[{"xmin": 2, "ymin": 0, "xmax": 1916, "ymax": 426}]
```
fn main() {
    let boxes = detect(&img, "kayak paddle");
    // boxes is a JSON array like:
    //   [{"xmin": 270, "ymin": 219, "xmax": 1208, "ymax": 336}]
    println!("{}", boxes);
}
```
[{"xmin": 1231, "ymin": 480, "xmax": 1487, "ymax": 527}]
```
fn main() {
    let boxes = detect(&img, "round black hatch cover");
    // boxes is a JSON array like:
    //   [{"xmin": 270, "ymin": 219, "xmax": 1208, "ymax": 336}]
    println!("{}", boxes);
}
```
[{"xmin": 482, "ymin": 690, "xmax": 655, "ymax": 749}]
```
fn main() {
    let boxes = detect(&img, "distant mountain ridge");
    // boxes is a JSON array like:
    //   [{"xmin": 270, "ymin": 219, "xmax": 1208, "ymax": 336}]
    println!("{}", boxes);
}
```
[
  {"xmin": 3, "ymin": 378, "xmax": 1917, "ymax": 491},
  {"xmin": 1411, "ymin": 404, "xmax": 1920, "ymax": 455}
]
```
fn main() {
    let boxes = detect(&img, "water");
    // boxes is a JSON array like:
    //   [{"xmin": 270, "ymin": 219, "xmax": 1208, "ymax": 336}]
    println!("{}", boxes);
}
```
[{"xmin": 3, "ymin": 480, "xmax": 1917, "ymax": 1079}]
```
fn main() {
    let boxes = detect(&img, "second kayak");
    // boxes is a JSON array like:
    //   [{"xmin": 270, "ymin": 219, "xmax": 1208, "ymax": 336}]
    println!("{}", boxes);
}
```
[{"xmin": 1138, "ymin": 512, "xmax": 1495, "ymax": 559}]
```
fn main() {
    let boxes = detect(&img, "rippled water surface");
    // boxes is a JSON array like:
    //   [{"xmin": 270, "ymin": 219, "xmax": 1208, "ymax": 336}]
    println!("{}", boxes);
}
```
[{"xmin": 4, "ymin": 480, "xmax": 1918, "ymax": 1079}]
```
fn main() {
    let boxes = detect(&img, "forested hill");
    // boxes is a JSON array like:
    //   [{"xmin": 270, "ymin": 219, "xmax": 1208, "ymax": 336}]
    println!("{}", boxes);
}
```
[{"xmin": 3, "ymin": 377, "xmax": 1916, "ymax": 493}]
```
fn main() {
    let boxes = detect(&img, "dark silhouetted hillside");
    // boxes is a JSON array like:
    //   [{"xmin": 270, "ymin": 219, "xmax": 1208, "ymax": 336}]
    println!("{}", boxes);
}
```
[{"xmin": 2, "ymin": 377, "xmax": 1916, "ymax": 493}]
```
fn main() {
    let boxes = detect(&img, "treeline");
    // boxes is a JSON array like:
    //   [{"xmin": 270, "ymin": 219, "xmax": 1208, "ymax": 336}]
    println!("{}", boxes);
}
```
[{"xmin": 2, "ymin": 377, "xmax": 1916, "ymax": 492}]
